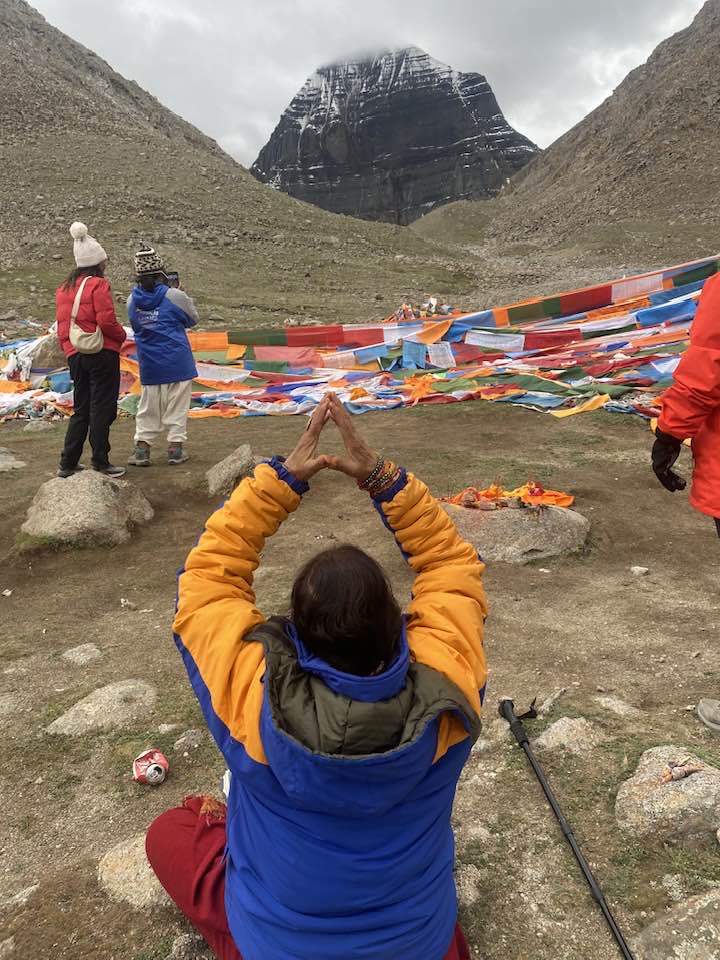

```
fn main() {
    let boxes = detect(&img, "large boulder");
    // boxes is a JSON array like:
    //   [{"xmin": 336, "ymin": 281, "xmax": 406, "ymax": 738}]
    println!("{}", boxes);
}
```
[
  {"xmin": 30, "ymin": 333, "xmax": 66, "ymax": 369},
  {"xmin": 616, "ymin": 745, "xmax": 720, "ymax": 840},
  {"xmin": 21, "ymin": 471, "xmax": 153, "ymax": 548},
  {"xmin": 632, "ymin": 889, "xmax": 720, "ymax": 959},
  {"xmin": 46, "ymin": 680, "xmax": 157, "ymax": 735},
  {"xmin": 98, "ymin": 835, "xmax": 168, "ymax": 909},
  {"xmin": 443, "ymin": 504, "xmax": 589, "ymax": 564},
  {"xmin": 205, "ymin": 444, "xmax": 257, "ymax": 499}
]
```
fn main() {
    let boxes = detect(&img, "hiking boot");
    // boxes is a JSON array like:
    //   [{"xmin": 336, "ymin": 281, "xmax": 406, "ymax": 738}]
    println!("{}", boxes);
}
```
[
  {"xmin": 57, "ymin": 464, "xmax": 84, "ymax": 478},
  {"xmin": 697, "ymin": 699, "xmax": 720, "ymax": 734},
  {"xmin": 128, "ymin": 441, "xmax": 151, "ymax": 467},
  {"xmin": 94, "ymin": 464, "xmax": 127, "ymax": 478},
  {"xmin": 167, "ymin": 444, "xmax": 189, "ymax": 465}
]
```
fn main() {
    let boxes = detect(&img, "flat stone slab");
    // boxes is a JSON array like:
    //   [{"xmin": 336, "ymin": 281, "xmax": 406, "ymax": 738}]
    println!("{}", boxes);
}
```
[
  {"xmin": 443, "ymin": 504, "xmax": 589, "ymax": 564},
  {"xmin": 46, "ymin": 680, "xmax": 156, "ymax": 735},
  {"xmin": 61, "ymin": 643, "xmax": 102, "ymax": 666},
  {"xmin": 22, "ymin": 471, "xmax": 153, "ymax": 548},
  {"xmin": 632, "ymin": 889, "xmax": 720, "ymax": 959},
  {"xmin": 23, "ymin": 419, "xmax": 55, "ymax": 433},
  {"xmin": 616, "ymin": 745, "xmax": 720, "ymax": 840},
  {"xmin": 534, "ymin": 716, "xmax": 603, "ymax": 755},
  {"xmin": 206, "ymin": 444, "xmax": 256, "ymax": 499},
  {"xmin": 0, "ymin": 448, "xmax": 25, "ymax": 472},
  {"xmin": 594, "ymin": 695, "xmax": 643, "ymax": 719},
  {"xmin": 98, "ymin": 834, "xmax": 168, "ymax": 909}
]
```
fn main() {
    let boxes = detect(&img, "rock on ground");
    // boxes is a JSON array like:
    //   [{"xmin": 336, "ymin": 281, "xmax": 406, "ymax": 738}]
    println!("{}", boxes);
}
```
[
  {"xmin": 455, "ymin": 863, "xmax": 483, "ymax": 907},
  {"xmin": 174, "ymin": 729, "xmax": 204, "ymax": 753},
  {"xmin": 0, "ymin": 448, "xmax": 25, "ymax": 472},
  {"xmin": 169, "ymin": 932, "xmax": 214, "ymax": 959},
  {"xmin": 0, "ymin": 937, "xmax": 15, "ymax": 959},
  {"xmin": 46, "ymin": 679, "xmax": 157, "ymax": 735},
  {"xmin": 61, "ymin": 643, "xmax": 102, "ymax": 666},
  {"xmin": 0, "ymin": 884, "xmax": 39, "ymax": 909},
  {"xmin": 616, "ymin": 745, "xmax": 720, "ymax": 840},
  {"xmin": 205, "ymin": 445, "xmax": 261, "ymax": 499},
  {"xmin": 0, "ymin": 693, "xmax": 22, "ymax": 717},
  {"xmin": 534, "ymin": 717, "xmax": 603, "ymax": 755},
  {"xmin": 594, "ymin": 695, "xmax": 643, "ymax": 719},
  {"xmin": 97, "ymin": 834, "xmax": 168, "ymax": 909},
  {"xmin": 443, "ymin": 504, "xmax": 589, "ymax": 563},
  {"xmin": 21, "ymin": 471, "xmax": 153, "ymax": 548},
  {"xmin": 22, "ymin": 419, "xmax": 55, "ymax": 433},
  {"xmin": 632, "ymin": 889, "xmax": 720, "ymax": 959}
]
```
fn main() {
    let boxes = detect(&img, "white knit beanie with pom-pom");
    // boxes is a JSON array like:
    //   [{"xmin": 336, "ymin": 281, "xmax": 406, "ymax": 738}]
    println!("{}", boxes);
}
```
[{"xmin": 70, "ymin": 222, "xmax": 108, "ymax": 268}]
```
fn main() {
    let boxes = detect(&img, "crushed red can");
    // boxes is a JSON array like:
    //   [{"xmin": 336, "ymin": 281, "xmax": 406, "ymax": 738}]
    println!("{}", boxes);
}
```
[{"xmin": 133, "ymin": 748, "xmax": 169, "ymax": 785}]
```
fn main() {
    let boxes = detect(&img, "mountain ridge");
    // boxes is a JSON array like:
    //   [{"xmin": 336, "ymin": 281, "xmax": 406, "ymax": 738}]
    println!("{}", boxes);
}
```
[
  {"xmin": 486, "ymin": 0, "xmax": 720, "ymax": 247},
  {"xmin": 0, "ymin": 3, "xmax": 478, "ymax": 326}
]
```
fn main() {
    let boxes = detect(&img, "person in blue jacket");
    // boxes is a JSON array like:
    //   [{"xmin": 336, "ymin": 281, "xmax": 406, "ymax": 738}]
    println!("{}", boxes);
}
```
[
  {"xmin": 127, "ymin": 246, "xmax": 199, "ymax": 466},
  {"xmin": 146, "ymin": 394, "xmax": 487, "ymax": 960}
]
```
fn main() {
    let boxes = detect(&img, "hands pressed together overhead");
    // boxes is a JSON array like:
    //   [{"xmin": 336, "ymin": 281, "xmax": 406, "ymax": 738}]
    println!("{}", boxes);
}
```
[{"xmin": 284, "ymin": 393, "xmax": 380, "ymax": 483}]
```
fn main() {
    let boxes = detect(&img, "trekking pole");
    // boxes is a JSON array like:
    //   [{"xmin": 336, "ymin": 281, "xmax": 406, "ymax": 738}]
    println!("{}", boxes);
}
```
[{"xmin": 498, "ymin": 699, "xmax": 635, "ymax": 960}]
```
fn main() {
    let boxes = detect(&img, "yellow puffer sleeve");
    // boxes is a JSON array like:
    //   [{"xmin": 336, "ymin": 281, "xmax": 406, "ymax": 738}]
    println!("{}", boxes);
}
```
[
  {"xmin": 375, "ymin": 472, "xmax": 488, "ymax": 758},
  {"xmin": 173, "ymin": 461, "xmax": 304, "ymax": 764}
]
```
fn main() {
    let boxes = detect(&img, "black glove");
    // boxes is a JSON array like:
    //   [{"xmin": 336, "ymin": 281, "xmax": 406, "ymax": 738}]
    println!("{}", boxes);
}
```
[{"xmin": 652, "ymin": 427, "xmax": 687, "ymax": 492}]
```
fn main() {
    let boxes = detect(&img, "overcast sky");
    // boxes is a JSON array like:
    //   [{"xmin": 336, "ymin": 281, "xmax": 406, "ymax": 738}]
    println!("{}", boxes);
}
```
[{"xmin": 33, "ymin": 0, "xmax": 705, "ymax": 165}]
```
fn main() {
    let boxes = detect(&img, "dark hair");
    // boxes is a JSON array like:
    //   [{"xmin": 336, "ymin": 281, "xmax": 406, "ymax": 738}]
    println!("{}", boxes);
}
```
[
  {"xmin": 61, "ymin": 263, "xmax": 105, "ymax": 290},
  {"xmin": 291, "ymin": 545, "xmax": 402, "ymax": 677},
  {"xmin": 138, "ymin": 272, "xmax": 166, "ymax": 292}
]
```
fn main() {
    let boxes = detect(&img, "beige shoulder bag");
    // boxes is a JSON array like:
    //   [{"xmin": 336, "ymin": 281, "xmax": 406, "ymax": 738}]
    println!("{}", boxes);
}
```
[{"xmin": 69, "ymin": 276, "xmax": 104, "ymax": 354}]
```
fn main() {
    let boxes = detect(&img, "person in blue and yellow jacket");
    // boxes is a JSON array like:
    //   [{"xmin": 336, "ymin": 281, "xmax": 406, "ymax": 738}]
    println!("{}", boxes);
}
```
[{"xmin": 146, "ymin": 393, "xmax": 488, "ymax": 960}]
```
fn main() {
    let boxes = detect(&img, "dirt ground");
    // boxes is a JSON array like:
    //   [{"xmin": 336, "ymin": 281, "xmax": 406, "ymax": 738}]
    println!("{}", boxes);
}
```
[{"xmin": 1, "ymin": 402, "xmax": 719, "ymax": 960}]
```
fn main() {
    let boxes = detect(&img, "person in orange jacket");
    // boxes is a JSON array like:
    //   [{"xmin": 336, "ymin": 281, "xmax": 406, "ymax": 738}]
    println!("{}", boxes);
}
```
[
  {"xmin": 147, "ymin": 393, "xmax": 487, "ymax": 960},
  {"xmin": 652, "ymin": 270, "xmax": 720, "ymax": 733}
]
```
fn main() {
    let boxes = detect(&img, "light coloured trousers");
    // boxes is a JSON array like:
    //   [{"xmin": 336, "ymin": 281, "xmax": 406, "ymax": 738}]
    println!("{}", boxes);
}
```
[{"xmin": 135, "ymin": 380, "xmax": 193, "ymax": 445}]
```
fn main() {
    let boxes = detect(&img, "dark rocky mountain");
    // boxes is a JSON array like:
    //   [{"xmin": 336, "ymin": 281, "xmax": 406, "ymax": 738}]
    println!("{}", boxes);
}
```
[
  {"xmin": 251, "ymin": 46, "xmax": 539, "ymax": 225},
  {"xmin": 0, "ymin": 2, "xmax": 478, "ymax": 325}
]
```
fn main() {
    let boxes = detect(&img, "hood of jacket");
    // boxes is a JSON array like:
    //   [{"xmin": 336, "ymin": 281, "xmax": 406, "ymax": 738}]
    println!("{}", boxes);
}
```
[
  {"xmin": 249, "ymin": 617, "xmax": 480, "ymax": 817},
  {"xmin": 131, "ymin": 283, "xmax": 168, "ymax": 311}
]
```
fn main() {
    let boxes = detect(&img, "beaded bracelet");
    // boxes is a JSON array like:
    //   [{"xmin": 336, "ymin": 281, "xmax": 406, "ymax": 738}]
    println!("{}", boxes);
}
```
[
  {"xmin": 366, "ymin": 461, "xmax": 401, "ymax": 497},
  {"xmin": 358, "ymin": 455, "xmax": 385, "ymax": 490}
]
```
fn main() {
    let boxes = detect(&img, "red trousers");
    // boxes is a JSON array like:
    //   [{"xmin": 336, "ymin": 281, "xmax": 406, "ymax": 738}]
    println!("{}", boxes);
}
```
[{"xmin": 146, "ymin": 796, "xmax": 471, "ymax": 960}]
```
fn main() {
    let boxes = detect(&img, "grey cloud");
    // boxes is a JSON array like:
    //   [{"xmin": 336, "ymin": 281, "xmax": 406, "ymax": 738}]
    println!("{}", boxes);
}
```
[{"xmin": 33, "ymin": 0, "xmax": 705, "ymax": 163}]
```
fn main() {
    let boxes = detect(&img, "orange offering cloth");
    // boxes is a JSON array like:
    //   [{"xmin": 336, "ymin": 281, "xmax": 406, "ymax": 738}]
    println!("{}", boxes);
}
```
[{"xmin": 443, "ymin": 481, "xmax": 574, "ymax": 509}]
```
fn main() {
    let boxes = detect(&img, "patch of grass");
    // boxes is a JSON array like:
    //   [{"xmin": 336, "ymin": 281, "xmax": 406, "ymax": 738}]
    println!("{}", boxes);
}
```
[
  {"xmin": 603, "ymin": 842, "xmax": 646, "ymax": 901},
  {"xmin": 134, "ymin": 939, "xmax": 174, "ymax": 960},
  {"xmin": 666, "ymin": 840, "xmax": 720, "ymax": 896},
  {"xmin": 13, "ymin": 813, "xmax": 37, "ymax": 837},
  {"xmin": 15, "ymin": 532, "xmax": 65, "ymax": 554}
]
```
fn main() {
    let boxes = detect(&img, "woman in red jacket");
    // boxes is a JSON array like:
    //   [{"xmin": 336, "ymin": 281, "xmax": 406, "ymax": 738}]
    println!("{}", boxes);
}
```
[
  {"xmin": 652, "ymin": 270, "xmax": 720, "ymax": 732},
  {"xmin": 56, "ymin": 222, "xmax": 127, "ymax": 478}
]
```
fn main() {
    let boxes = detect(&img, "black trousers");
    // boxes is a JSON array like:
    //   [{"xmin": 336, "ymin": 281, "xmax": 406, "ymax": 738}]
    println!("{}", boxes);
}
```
[
  {"xmin": 60, "ymin": 350, "xmax": 121, "ymax": 470},
  {"xmin": 716, "ymin": 518, "xmax": 720, "ymax": 539}
]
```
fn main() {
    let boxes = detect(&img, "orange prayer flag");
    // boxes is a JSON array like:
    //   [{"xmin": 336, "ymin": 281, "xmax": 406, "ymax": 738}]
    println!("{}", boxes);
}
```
[
  {"xmin": 186, "ymin": 331, "xmax": 229, "ymax": 352},
  {"xmin": 413, "ymin": 319, "xmax": 453, "ymax": 345},
  {"xmin": 0, "ymin": 380, "xmax": 33, "ymax": 393}
]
